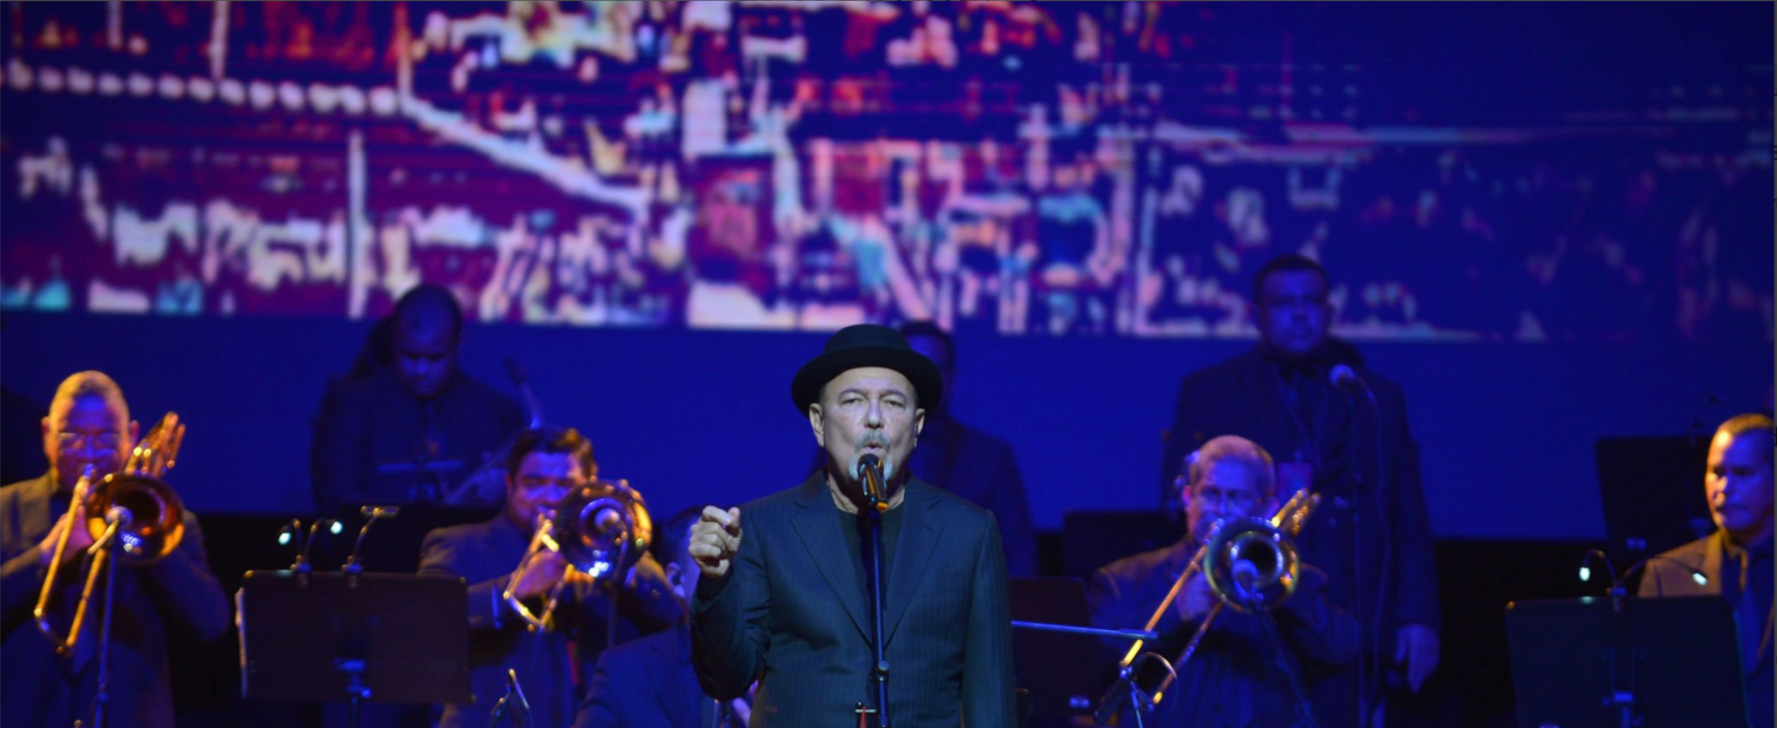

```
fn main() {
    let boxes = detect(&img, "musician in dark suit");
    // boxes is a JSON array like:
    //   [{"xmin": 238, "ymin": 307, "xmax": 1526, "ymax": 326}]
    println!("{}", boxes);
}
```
[
  {"xmin": 690, "ymin": 324, "xmax": 1017, "ymax": 727},
  {"xmin": 576, "ymin": 507, "xmax": 755, "ymax": 728},
  {"xmin": 0, "ymin": 372, "xmax": 229, "ymax": 727},
  {"xmin": 1158, "ymin": 255, "xmax": 1440, "ymax": 725},
  {"xmin": 1638, "ymin": 413, "xmax": 1774, "ymax": 728},
  {"xmin": 897, "ymin": 321, "xmax": 1037, "ymax": 577},
  {"xmin": 312, "ymin": 283, "xmax": 525, "ymax": 516},
  {"xmin": 419, "ymin": 426, "xmax": 681, "ymax": 727},
  {"xmin": 1091, "ymin": 436, "xmax": 1359, "ymax": 727}
]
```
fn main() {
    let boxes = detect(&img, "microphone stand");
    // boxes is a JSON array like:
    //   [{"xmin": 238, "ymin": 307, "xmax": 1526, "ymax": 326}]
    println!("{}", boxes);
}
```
[
  {"xmin": 858, "ymin": 459, "xmax": 891, "ymax": 728},
  {"xmin": 342, "ymin": 506, "xmax": 399, "ymax": 579},
  {"xmin": 1092, "ymin": 533, "xmax": 1214, "ymax": 728},
  {"xmin": 1254, "ymin": 603, "xmax": 1318, "ymax": 727},
  {"xmin": 489, "ymin": 668, "xmax": 532, "ymax": 728},
  {"xmin": 87, "ymin": 507, "xmax": 131, "ymax": 728},
  {"xmin": 1332, "ymin": 369, "xmax": 1383, "ymax": 727}
]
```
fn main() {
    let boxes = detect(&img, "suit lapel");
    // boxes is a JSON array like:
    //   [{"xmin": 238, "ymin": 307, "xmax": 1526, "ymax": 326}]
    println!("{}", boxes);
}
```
[
  {"xmin": 23, "ymin": 474, "xmax": 56, "ymax": 545},
  {"xmin": 789, "ymin": 476, "xmax": 870, "ymax": 641},
  {"xmin": 1703, "ymin": 530, "xmax": 1726, "ymax": 596},
  {"xmin": 884, "ymin": 481, "xmax": 945, "ymax": 645}
]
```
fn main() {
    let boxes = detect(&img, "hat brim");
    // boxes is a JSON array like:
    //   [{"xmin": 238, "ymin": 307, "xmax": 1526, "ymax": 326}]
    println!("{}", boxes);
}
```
[{"xmin": 791, "ymin": 344, "xmax": 945, "ymax": 415}]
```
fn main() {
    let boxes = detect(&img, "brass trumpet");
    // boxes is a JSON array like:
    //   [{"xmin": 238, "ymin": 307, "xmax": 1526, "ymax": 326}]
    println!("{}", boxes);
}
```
[
  {"xmin": 503, "ymin": 479, "xmax": 652, "ymax": 631},
  {"xmin": 34, "ymin": 413, "xmax": 188, "ymax": 656}
]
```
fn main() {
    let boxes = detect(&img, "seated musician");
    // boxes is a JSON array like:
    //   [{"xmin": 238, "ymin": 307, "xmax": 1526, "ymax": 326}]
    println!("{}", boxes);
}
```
[
  {"xmin": 418, "ymin": 426, "xmax": 681, "ymax": 727},
  {"xmin": 312, "ymin": 283, "xmax": 525, "ymax": 516},
  {"xmin": 1088, "ymin": 435, "xmax": 1358, "ymax": 727},
  {"xmin": 1638, "ymin": 413, "xmax": 1774, "ymax": 728},
  {"xmin": 575, "ymin": 507, "xmax": 755, "ymax": 728}
]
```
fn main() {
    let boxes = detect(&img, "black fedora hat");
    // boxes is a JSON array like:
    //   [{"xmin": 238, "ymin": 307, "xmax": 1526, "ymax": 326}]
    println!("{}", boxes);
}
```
[{"xmin": 791, "ymin": 324, "xmax": 944, "ymax": 414}]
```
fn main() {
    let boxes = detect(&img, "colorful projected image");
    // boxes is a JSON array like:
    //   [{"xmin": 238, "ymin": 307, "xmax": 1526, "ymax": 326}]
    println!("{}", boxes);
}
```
[{"xmin": 3, "ymin": 2, "xmax": 1771, "ymax": 343}]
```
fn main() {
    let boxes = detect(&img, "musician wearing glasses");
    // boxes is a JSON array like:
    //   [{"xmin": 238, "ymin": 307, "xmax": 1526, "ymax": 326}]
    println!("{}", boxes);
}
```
[
  {"xmin": 418, "ymin": 426, "xmax": 680, "ymax": 727},
  {"xmin": 0, "ymin": 371, "xmax": 228, "ymax": 727},
  {"xmin": 1090, "ymin": 436, "xmax": 1358, "ymax": 727}
]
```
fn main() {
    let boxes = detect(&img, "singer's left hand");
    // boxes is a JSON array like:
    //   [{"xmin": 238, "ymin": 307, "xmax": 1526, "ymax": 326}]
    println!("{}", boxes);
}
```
[{"xmin": 1394, "ymin": 623, "xmax": 1440, "ymax": 693}]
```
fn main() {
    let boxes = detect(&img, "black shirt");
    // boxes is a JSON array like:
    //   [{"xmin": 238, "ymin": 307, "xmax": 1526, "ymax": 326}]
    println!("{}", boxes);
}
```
[{"xmin": 839, "ymin": 501, "xmax": 906, "ymax": 609}]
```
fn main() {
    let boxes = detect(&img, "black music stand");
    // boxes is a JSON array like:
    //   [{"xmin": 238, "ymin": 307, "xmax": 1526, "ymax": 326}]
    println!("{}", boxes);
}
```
[
  {"xmin": 238, "ymin": 571, "xmax": 473, "ymax": 727},
  {"xmin": 1009, "ymin": 577, "xmax": 1102, "ymax": 727},
  {"xmin": 1505, "ymin": 596, "xmax": 1748, "ymax": 728}
]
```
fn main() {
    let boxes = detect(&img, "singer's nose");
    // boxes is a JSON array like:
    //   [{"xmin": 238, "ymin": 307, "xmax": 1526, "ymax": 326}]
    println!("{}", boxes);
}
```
[{"xmin": 865, "ymin": 400, "xmax": 884, "ymax": 428}]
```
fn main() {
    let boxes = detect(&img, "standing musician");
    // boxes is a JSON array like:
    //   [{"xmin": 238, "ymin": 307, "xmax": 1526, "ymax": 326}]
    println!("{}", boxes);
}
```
[
  {"xmin": 1159, "ymin": 254, "xmax": 1440, "ymax": 725},
  {"xmin": 418, "ymin": 426, "xmax": 680, "ymax": 727},
  {"xmin": 0, "ymin": 371, "xmax": 229, "ymax": 727},
  {"xmin": 689, "ymin": 323, "xmax": 1017, "ymax": 727},
  {"xmin": 1092, "ymin": 436, "xmax": 1359, "ymax": 727}
]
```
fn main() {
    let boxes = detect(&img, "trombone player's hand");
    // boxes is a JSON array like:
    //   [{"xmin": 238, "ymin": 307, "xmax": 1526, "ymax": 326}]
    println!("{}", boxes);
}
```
[
  {"xmin": 510, "ymin": 550, "xmax": 569, "ymax": 600},
  {"xmin": 38, "ymin": 470, "xmax": 95, "ymax": 569},
  {"xmin": 1171, "ymin": 572, "xmax": 1216, "ymax": 623}
]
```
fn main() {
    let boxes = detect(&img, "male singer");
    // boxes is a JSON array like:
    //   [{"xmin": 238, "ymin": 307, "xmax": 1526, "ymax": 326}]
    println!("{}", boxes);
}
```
[
  {"xmin": 689, "ymin": 324, "xmax": 1016, "ymax": 726},
  {"xmin": 1159, "ymin": 254, "xmax": 1440, "ymax": 725}
]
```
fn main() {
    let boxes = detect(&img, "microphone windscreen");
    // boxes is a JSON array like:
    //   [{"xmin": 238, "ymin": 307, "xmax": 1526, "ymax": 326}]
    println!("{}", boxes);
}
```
[
  {"xmin": 1329, "ymin": 364, "xmax": 1360, "ymax": 388},
  {"xmin": 858, "ymin": 454, "xmax": 881, "ymax": 469}
]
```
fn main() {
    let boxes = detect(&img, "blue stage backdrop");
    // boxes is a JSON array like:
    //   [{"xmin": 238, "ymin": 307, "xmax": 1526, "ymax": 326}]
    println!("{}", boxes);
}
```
[{"xmin": 2, "ymin": 2, "xmax": 1772, "ymax": 540}]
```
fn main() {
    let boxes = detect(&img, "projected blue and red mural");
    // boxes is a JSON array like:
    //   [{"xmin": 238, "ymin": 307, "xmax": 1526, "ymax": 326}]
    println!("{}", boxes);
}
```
[{"xmin": 3, "ymin": 1, "xmax": 1771, "ymax": 342}]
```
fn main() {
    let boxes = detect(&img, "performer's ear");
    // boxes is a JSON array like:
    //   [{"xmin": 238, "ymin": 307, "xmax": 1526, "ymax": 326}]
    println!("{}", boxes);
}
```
[{"xmin": 807, "ymin": 404, "xmax": 825, "ymax": 448}]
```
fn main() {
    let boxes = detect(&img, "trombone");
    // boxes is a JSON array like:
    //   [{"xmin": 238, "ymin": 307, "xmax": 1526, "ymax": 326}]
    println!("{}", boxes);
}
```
[
  {"xmin": 503, "ymin": 479, "xmax": 652, "ymax": 632},
  {"xmin": 1095, "ymin": 488, "xmax": 1320, "ymax": 726},
  {"xmin": 34, "ymin": 413, "xmax": 188, "ymax": 657}
]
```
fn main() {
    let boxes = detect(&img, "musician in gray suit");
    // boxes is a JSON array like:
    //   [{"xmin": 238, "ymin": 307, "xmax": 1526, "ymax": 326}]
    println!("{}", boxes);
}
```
[{"xmin": 690, "ymin": 324, "xmax": 1017, "ymax": 727}]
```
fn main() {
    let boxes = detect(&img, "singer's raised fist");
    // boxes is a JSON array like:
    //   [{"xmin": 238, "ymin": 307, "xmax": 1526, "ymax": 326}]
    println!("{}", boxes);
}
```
[{"xmin": 689, "ymin": 506, "xmax": 743, "ymax": 580}]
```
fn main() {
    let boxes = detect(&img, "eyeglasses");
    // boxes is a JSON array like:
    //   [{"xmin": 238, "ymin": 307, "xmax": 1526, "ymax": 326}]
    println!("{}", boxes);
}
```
[
  {"xmin": 56, "ymin": 431, "xmax": 122, "ymax": 454},
  {"xmin": 1190, "ymin": 485, "xmax": 1260, "ymax": 509}
]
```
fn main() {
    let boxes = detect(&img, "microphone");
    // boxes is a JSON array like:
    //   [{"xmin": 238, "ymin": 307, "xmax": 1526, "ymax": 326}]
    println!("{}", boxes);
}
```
[
  {"xmin": 505, "ymin": 357, "xmax": 543, "ymax": 429},
  {"xmin": 1580, "ymin": 550, "xmax": 1709, "ymax": 616},
  {"xmin": 1329, "ymin": 363, "xmax": 1369, "ymax": 393},
  {"xmin": 858, "ymin": 454, "xmax": 889, "ymax": 512},
  {"xmin": 1233, "ymin": 559, "xmax": 1260, "ymax": 587},
  {"xmin": 1232, "ymin": 559, "xmax": 1263, "ymax": 606},
  {"xmin": 342, "ymin": 506, "xmax": 400, "ymax": 575}
]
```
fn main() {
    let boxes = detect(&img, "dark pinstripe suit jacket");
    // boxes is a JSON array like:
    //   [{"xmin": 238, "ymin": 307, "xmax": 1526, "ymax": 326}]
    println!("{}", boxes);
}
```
[{"xmin": 692, "ymin": 476, "xmax": 1016, "ymax": 727}]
